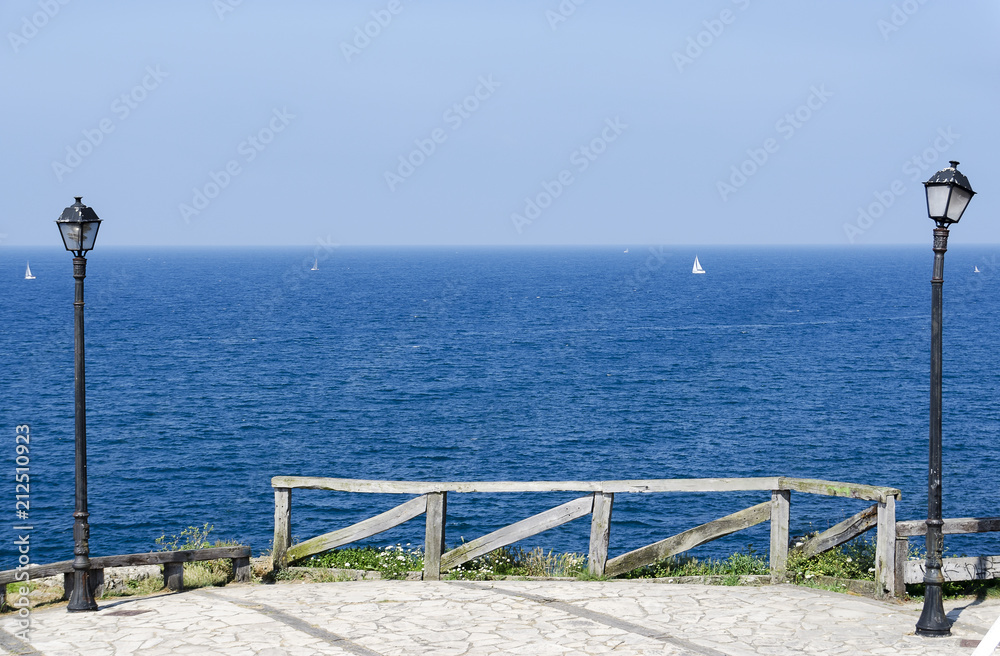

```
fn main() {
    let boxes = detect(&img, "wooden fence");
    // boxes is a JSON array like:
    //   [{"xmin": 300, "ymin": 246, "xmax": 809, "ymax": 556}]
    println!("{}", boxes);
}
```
[
  {"xmin": 271, "ymin": 476, "xmax": 902, "ymax": 597},
  {"xmin": 893, "ymin": 516, "xmax": 1000, "ymax": 596},
  {"xmin": 0, "ymin": 546, "xmax": 251, "ymax": 608}
]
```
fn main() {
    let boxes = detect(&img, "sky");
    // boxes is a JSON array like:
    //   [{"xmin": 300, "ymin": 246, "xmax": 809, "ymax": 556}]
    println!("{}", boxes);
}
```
[{"xmin": 2, "ymin": 0, "xmax": 999, "ymax": 247}]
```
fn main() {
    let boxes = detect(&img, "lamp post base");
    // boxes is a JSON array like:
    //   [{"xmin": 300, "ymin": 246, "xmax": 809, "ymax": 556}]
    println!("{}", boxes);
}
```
[
  {"xmin": 66, "ymin": 568, "xmax": 98, "ymax": 612},
  {"xmin": 915, "ymin": 582, "xmax": 951, "ymax": 636}
]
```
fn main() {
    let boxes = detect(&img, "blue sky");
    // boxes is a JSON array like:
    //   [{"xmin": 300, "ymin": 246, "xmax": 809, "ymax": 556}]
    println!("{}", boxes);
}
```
[{"xmin": 2, "ymin": 1, "xmax": 998, "ymax": 247}]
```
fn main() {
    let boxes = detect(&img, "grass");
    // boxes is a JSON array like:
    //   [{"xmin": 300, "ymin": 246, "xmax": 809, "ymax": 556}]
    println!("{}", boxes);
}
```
[
  {"xmin": 786, "ymin": 535, "xmax": 878, "ymax": 583},
  {"xmin": 303, "ymin": 544, "xmax": 423, "ymax": 580},
  {"xmin": 446, "ymin": 546, "xmax": 586, "ymax": 580},
  {"xmin": 300, "ymin": 543, "xmax": 587, "ymax": 580},
  {"xmin": 618, "ymin": 545, "xmax": 770, "ymax": 582},
  {"xmin": 153, "ymin": 523, "xmax": 244, "ymax": 587}
]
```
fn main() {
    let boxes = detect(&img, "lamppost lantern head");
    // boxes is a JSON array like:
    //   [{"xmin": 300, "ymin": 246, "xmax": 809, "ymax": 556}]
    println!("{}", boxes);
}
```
[
  {"xmin": 56, "ymin": 196, "xmax": 102, "ymax": 256},
  {"xmin": 924, "ymin": 161, "xmax": 975, "ymax": 227}
]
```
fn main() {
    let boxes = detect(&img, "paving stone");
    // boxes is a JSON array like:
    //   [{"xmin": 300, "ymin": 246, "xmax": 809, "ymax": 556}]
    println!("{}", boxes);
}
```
[{"xmin": 1, "ymin": 580, "xmax": 997, "ymax": 654}]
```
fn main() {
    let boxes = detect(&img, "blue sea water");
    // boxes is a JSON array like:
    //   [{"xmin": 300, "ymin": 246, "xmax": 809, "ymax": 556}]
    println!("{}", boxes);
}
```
[{"xmin": 2, "ymin": 246, "xmax": 999, "ymax": 569}]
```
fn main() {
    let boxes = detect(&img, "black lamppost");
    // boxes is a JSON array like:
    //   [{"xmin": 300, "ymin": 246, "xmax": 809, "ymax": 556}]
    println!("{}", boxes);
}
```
[
  {"xmin": 55, "ymin": 197, "xmax": 103, "ymax": 613},
  {"xmin": 915, "ymin": 162, "xmax": 975, "ymax": 637}
]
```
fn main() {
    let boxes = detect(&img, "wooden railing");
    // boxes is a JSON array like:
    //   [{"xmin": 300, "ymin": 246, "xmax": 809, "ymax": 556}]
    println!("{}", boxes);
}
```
[
  {"xmin": 0, "ymin": 546, "xmax": 251, "ymax": 609},
  {"xmin": 893, "ymin": 516, "xmax": 1000, "ymax": 596},
  {"xmin": 271, "ymin": 476, "xmax": 902, "ymax": 597}
]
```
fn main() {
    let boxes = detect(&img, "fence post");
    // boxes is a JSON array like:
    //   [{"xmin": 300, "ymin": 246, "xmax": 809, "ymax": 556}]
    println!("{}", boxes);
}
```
[
  {"xmin": 273, "ymin": 487, "xmax": 291, "ymax": 570},
  {"xmin": 424, "ymin": 492, "xmax": 447, "ymax": 581},
  {"xmin": 233, "ymin": 556, "xmax": 251, "ymax": 583},
  {"xmin": 875, "ymin": 493, "xmax": 896, "ymax": 598},
  {"xmin": 770, "ymin": 489, "xmax": 791, "ymax": 582},
  {"xmin": 163, "ymin": 562, "xmax": 184, "ymax": 591},
  {"xmin": 588, "ymin": 492, "xmax": 614, "ymax": 577},
  {"xmin": 894, "ymin": 536, "xmax": 908, "ymax": 598}
]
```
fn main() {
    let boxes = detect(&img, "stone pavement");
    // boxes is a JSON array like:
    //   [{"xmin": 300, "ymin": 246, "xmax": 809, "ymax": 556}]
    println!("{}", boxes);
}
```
[{"xmin": 1, "ymin": 580, "xmax": 998, "ymax": 655}]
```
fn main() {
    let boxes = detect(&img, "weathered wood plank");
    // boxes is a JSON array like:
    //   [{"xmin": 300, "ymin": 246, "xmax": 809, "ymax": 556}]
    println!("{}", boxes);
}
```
[
  {"xmin": 605, "ymin": 501, "xmax": 771, "ymax": 578},
  {"xmin": 440, "ymin": 495, "xmax": 594, "ymax": 572},
  {"xmin": 270, "ymin": 476, "xmax": 785, "ymax": 495},
  {"xmin": 778, "ymin": 477, "xmax": 901, "ymax": 503},
  {"xmin": 875, "ymin": 496, "xmax": 896, "ymax": 598},
  {"xmin": 797, "ymin": 504, "xmax": 878, "ymax": 558},
  {"xmin": 894, "ymin": 537, "xmax": 909, "ymax": 597},
  {"xmin": 769, "ymin": 490, "xmax": 790, "ymax": 581},
  {"xmin": 273, "ymin": 487, "xmax": 291, "ymax": 569},
  {"xmin": 896, "ymin": 516, "xmax": 1000, "ymax": 538},
  {"xmin": 286, "ymin": 495, "xmax": 428, "ymax": 564},
  {"xmin": 0, "ymin": 546, "xmax": 251, "ymax": 585},
  {"xmin": 271, "ymin": 476, "xmax": 900, "ymax": 500},
  {"xmin": 423, "ymin": 492, "xmax": 447, "ymax": 581},
  {"xmin": 904, "ymin": 555, "xmax": 1000, "ymax": 585},
  {"xmin": 588, "ymin": 493, "xmax": 614, "ymax": 577}
]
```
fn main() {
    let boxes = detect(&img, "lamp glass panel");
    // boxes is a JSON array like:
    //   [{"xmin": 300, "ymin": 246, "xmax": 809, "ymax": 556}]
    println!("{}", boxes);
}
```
[
  {"xmin": 58, "ymin": 222, "xmax": 81, "ymax": 251},
  {"xmin": 78, "ymin": 221, "xmax": 99, "ymax": 251},
  {"xmin": 57, "ymin": 220, "xmax": 100, "ymax": 252},
  {"xmin": 946, "ymin": 187, "xmax": 972, "ymax": 223},
  {"xmin": 925, "ymin": 184, "xmax": 950, "ymax": 220}
]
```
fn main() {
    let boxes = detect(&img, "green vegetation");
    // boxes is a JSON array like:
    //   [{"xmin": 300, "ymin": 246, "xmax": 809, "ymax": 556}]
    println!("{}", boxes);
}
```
[
  {"xmin": 300, "ymin": 544, "xmax": 587, "ymax": 580},
  {"xmin": 153, "ymin": 523, "xmax": 245, "ymax": 587},
  {"xmin": 786, "ymin": 535, "xmax": 877, "ymax": 582},
  {"xmin": 618, "ymin": 545, "xmax": 770, "ymax": 584},
  {"xmin": 907, "ymin": 580, "xmax": 1000, "ymax": 600},
  {"xmin": 446, "ymin": 547, "xmax": 586, "ymax": 580},
  {"xmin": 303, "ymin": 544, "xmax": 423, "ymax": 580}
]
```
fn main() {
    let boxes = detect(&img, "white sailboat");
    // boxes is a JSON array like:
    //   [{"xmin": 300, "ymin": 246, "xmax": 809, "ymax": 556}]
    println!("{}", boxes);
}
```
[
  {"xmin": 311, "ymin": 258, "xmax": 318, "ymax": 271},
  {"xmin": 975, "ymin": 265, "xmax": 981, "ymax": 273},
  {"xmin": 692, "ymin": 255, "xmax": 705, "ymax": 274},
  {"xmin": 24, "ymin": 262, "xmax": 35, "ymax": 280}
]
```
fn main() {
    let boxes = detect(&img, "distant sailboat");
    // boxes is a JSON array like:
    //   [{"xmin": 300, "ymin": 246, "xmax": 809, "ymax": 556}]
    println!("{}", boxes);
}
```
[
  {"xmin": 975, "ymin": 265, "xmax": 981, "ymax": 273},
  {"xmin": 311, "ymin": 258, "xmax": 318, "ymax": 271},
  {"xmin": 692, "ymin": 256, "xmax": 705, "ymax": 274},
  {"xmin": 24, "ymin": 262, "xmax": 35, "ymax": 280},
  {"xmin": 624, "ymin": 248, "xmax": 629, "ymax": 254}
]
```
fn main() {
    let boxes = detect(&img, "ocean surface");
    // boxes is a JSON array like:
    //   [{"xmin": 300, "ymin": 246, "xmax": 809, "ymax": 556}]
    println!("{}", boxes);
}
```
[{"xmin": 2, "ymin": 246, "xmax": 999, "ymax": 569}]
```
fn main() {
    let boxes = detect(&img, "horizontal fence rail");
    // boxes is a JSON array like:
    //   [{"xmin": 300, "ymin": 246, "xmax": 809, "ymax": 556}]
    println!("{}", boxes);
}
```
[
  {"xmin": 0, "ymin": 546, "xmax": 251, "ymax": 608},
  {"xmin": 272, "ymin": 476, "xmax": 902, "ymax": 597},
  {"xmin": 893, "ymin": 516, "xmax": 1000, "ymax": 595}
]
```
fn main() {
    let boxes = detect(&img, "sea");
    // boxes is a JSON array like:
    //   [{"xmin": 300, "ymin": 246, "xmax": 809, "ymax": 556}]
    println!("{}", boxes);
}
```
[{"xmin": 2, "ymin": 246, "xmax": 999, "ymax": 569}]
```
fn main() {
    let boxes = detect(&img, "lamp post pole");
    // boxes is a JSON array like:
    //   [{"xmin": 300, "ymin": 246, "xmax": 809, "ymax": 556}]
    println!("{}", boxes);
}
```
[
  {"xmin": 68, "ymin": 254, "xmax": 97, "ymax": 612},
  {"xmin": 56, "ymin": 197, "xmax": 103, "ymax": 613},
  {"xmin": 916, "ymin": 225, "xmax": 949, "ymax": 635},
  {"xmin": 915, "ymin": 161, "xmax": 975, "ymax": 637}
]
